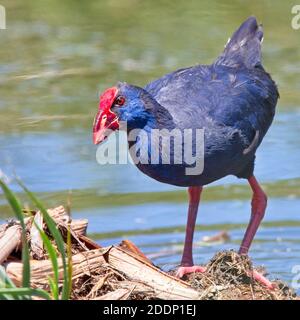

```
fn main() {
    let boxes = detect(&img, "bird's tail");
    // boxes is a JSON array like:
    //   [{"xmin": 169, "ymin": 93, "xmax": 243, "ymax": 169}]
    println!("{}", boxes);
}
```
[{"xmin": 215, "ymin": 16, "xmax": 264, "ymax": 69}]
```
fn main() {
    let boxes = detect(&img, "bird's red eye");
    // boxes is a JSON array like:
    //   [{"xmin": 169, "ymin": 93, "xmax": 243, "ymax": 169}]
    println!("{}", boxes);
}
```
[{"xmin": 114, "ymin": 96, "xmax": 126, "ymax": 107}]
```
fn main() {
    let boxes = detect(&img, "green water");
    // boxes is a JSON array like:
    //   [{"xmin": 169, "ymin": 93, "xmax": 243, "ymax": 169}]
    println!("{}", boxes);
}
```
[{"xmin": 0, "ymin": 0, "xmax": 300, "ymax": 292}]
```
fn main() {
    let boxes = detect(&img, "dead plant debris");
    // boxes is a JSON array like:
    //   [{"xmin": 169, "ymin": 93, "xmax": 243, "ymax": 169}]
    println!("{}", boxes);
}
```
[{"xmin": 0, "ymin": 205, "xmax": 297, "ymax": 300}]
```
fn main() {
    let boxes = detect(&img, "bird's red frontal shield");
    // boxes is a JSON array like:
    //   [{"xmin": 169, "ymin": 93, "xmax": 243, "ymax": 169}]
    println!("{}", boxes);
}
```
[{"xmin": 93, "ymin": 87, "xmax": 119, "ymax": 144}]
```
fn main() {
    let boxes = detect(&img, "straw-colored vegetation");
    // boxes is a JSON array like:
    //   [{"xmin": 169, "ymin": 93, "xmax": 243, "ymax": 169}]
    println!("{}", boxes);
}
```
[{"xmin": 0, "ymin": 180, "xmax": 298, "ymax": 300}]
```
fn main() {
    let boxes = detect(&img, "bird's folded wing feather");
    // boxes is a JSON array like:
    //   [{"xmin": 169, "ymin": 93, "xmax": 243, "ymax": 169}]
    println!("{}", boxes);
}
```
[{"xmin": 145, "ymin": 65, "xmax": 277, "ymax": 147}]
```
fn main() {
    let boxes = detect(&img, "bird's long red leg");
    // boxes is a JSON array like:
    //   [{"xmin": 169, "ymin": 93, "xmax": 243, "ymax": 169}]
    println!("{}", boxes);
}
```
[
  {"xmin": 239, "ymin": 175, "xmax": 274, "ymax": 289},
  {"xmin": 239, "ymin": 176, "xmax": 267, "ymax": 255},
  {"xmin": 176, "ymin": 186, "xmax": 206, "ymax": 278}
]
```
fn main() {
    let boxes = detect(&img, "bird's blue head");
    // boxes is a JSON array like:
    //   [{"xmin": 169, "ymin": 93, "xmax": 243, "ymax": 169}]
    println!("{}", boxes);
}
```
[{"xmin": 93, "ymin": 82, "xmax": 156, "ymax": 144}]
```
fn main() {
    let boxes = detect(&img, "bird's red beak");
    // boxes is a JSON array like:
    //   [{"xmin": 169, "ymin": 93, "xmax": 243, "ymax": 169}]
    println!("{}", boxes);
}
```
[{"xmin": 93, "ymin": 87, "xmax": 119, "ymax": 145}]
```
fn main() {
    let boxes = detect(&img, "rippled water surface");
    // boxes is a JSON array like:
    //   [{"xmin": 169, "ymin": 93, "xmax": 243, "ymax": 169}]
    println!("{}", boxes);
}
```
[{"xmin": 0, "ymin": 0, "xmax": 299, "ymax": 293}]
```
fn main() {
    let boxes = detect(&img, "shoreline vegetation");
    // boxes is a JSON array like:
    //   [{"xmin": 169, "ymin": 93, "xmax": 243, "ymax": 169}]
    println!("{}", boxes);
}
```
[{"xmin": 0, "ymin": 181, "xmax": 298, "ymax": 300}]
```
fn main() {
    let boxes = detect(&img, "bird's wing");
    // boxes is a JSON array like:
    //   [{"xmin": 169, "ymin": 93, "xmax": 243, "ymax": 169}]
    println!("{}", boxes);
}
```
[
  {"xmin": 205, "ymin": 65, "xmax": 278, "ymax": 140},
  {"xmin": 145, "ymin": 64, "xmax": 277, "ymax": 147},
  {"xmin": 145, "ymin": 16, "xmax": 278, "ymax": 145}
]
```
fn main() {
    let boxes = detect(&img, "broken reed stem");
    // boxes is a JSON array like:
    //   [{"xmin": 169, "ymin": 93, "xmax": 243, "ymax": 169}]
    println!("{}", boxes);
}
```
[
  {"xmin": 4, "ymin": 249, "xmax": 107, "ymax": 287},
  {"xmin": 70, "ymin": 219, "xmax": 88, "ymax": 237},
  {"xmin": 3, "ymin": 244, "xmax": 201, "ymax": 300},
  {"xmin": 30, "ymin": 211, "xmax": 44, "ymax": 259},
  {"xmin": 104, "ymin": 246, "xmax": 201, "ymax": 300},
  {"xmin": 0, "ymin": 225, "xmax": 22, "ymax": 264}
]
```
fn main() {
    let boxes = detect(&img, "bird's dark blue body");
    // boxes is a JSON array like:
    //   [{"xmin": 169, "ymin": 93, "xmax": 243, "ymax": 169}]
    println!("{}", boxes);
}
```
[
  {"xmin": 113, "ymin": 17, "xmax": 279, "ymax": 187},
  {"xmin": 93, "ymin": 18, "xmax": 280, "ymax": 280}
]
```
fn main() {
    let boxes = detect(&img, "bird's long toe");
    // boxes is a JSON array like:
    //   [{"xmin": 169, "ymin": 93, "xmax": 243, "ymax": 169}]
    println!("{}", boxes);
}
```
[
  {"xmin": 175, "ymin": 265, "xmax": 206, "ymax": 278},
  {"xmin": 251, "ymin": 269, "xmax": 275, "ymax": 290}
]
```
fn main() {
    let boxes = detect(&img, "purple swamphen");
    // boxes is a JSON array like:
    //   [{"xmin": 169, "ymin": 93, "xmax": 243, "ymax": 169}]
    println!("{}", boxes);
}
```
[{"xmin": 93, "ymin": 17, "xmax": 279, "ymax": 288}]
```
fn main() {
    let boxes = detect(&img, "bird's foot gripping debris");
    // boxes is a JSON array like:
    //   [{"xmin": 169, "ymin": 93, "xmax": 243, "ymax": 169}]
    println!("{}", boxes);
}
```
[
  {"xmin": 175, "ymin": 265, "xmax": 206, "ymax": 278},
  {"xmin": 251, "ymin": 269, "xmax": 275, "ymax": 290},
  {"xmin": 175, "ymin": 252, "xmax": 276, "ymax": 291}
]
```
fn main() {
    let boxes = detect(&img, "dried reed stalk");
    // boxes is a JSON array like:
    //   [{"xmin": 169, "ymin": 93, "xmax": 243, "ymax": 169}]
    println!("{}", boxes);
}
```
[
  {"xmin": 5, "ymin": 249, "xmax": 106, "ymax": 287},
  {"xmin": 70, "ymin": 219, "xmax": 88, "ymax": 236},
  {"xmin": 0, "ymin": 225, "xmax": 22, "ymax": 264},
  {"xmin": 119, "ymin": 240, "xmax": 153, "ymax": 265},
  {"xmin": 30, "ymin": 211, "xmax": 44, "ymax": 259},
  {"xmin": 104, "ymin": 246, "xmax": 201, "ymax": 300}
]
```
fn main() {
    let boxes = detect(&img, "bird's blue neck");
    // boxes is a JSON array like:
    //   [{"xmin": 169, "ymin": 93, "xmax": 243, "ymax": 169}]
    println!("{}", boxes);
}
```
[
  {"xmin": 126, "ymin": 96, "xmax": 174, "ymax": 133},
  {"xmin": 125, "ymin": 97, "xmax": 175, "ymax": 158}
]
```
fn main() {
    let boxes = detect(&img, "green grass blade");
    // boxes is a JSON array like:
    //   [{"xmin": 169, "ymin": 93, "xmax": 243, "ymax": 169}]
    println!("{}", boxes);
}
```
[
  {"xmin": 18, "ymin": 180, "xmax": 70, "ymax": 300},
  {"xmin": 66, "ymin": 224, "xmax": 73, "ymax": 298},
  {"xmin": 0, "ymin": 180, "xmax": 30, "ymax": 288},
  {"xmin": 0, "ymin": 266, "xmax": 16, "ymax": 289},
  {"xmin": 32, "ymin": 220, "xmax": 59, "ymax": 300},
  {"xmin": 0, "ymin": 266, "xmax": 20, "ymax": 300},
  {"xmin": 0, "ymin": 288, "xmax": 51, "ymax": 300},
  {"xmin": 48, "ymin": 277, "xmax": 58, "ymax": 300}
]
